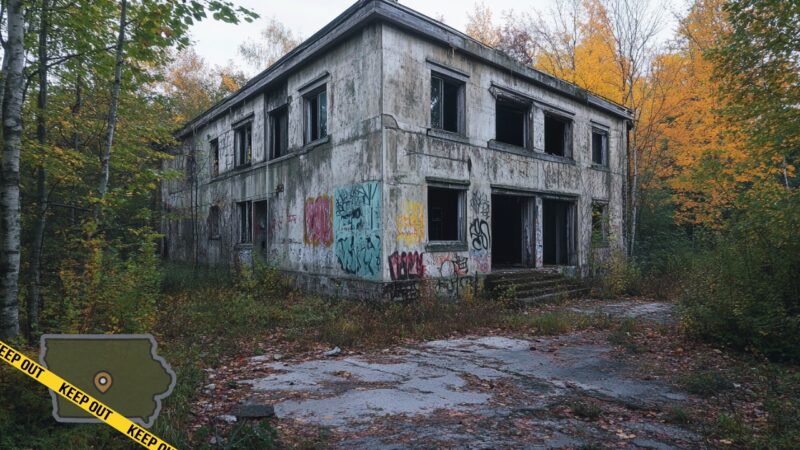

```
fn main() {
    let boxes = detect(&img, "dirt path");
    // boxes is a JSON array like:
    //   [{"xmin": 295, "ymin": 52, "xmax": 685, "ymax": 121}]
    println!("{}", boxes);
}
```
[{"xmin": 210, "ymin": 300, "xmax": 703, "ymax": 449}]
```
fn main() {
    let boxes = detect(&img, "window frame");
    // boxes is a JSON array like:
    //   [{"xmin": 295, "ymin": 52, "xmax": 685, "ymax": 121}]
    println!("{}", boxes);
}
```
[
  {"xmin": 543, "ymin": 112, "xmax": 573, "ymax": 159},
  {"xmin": 303, "ymin": 85, "xmax": 328, "ymax": 145},
  {"xmin": 430, "ymin": 72, "xmax": 466, "ymax": 135},
  {"xmin": 494, "ymin": 97, "xmax": 532, "ymax": 149},
  {"xmin": 209, "ymin": 138, "xmax": 220, "ymax": 177},
  {"xmin": 238, "ymin": 200, "xmax": 253, "ymax": 244},
  {"xmin": 591, "ymin": 127, "xmax": 609, "ymax": 167},
  {"xmin": 234, "ymin": 122, "xmax": 253, "ymax": 168},
  {"xmin": 270, "ymin": 105, "xmax": 289, "ymax": 160},
  {"xmin": 208, "ymin": 205, "xmax": 221, "ymax": 240},
  {"xmin": 426, "ymin": 184, "xmax": 467, "ymax": 246},
  {"xmin": 591, "ymin": 202, "xmax": 609, "ymax": 248}
]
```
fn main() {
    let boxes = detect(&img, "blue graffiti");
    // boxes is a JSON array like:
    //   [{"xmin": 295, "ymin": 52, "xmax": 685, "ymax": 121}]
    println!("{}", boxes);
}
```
[{"xmin": 333, "ymin": 181, "xmax": 381, "ymax": 279}]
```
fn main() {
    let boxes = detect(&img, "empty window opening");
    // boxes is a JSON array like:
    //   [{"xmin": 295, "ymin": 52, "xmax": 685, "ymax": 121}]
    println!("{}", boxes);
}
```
[
  {"xmin": 254, "ymin": 200, "xmax": 268, "ymax": 254},
  {"xmin": 496, "ymin": 100, "xmax": 527, "ymax": 147},
  {"xmin": 235, "ymin": 123, "xmax": 252, "ymax": 167},
  {"xmin": 592, "ymin": 129, "xmax": 608, "ymax": 166},
  {"xmin": 543, "ymin": 199, "xmax": 574, "ymax": 265},
  {"xmin": 210, "ymin": 138, "xmax": 219, "ymax": 177},
  {"xmin": 592, "ymin": 202, "xmax": 608, "ymax": 247},
  {"xmin": 428, "ymin": 187, "xmax": 464, "ymax": 241},
  {"xmin": 491, "ymin": 195, "xmax": 525, "ymax": 267},
  {"xmin": 544, "ymin": 114, "xmax": 570, "ymax": 157},
  {"xmin": 305, "ymin": 87, "xmax": 327, "ymax": 143},
  {"xmin": 208, "ymin": 205, "xmax": 221, "ymax": 240},
  {"xmin": 430, "ymin": 75, "xmax": 463, "ymax": 133},
  {"xmin": 238, "ymin": 201, "xmax": 252, "ymax": 244},
  {"xmin": 271, "ymin": 106, "xmax": 288, "ymax": 159}
]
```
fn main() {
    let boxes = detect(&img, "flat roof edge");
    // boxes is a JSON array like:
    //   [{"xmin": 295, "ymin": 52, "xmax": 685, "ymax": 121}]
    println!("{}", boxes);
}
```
[{"xmin": 176, "ymin": 0, "xmax": 632, "ymax": 139}]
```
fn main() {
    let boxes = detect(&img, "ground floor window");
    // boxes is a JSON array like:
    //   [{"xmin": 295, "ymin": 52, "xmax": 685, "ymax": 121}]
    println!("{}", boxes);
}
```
[
  {"xmin": 428, "ymin": 186, "xmax": 465, "ymax": 242},
  {"xmin": 592, "ymin": 202, "xmax": 609, "ymax": 247},
  {"xmin": 238, "ymin": 201, "xmax": 252, "ymax": 244}
]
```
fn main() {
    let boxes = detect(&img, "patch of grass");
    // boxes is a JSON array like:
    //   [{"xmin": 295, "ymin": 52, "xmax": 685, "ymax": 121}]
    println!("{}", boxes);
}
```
[
  {"xmin": 665, "ymin": 406, "xmax": 692, "ymax": 425},
  {"xmin": 679, "ymin": 371, "xmax": 734, "ymax": 398},
  {"xmin": 607, "ymin": 318, "xmax": 647, "ymax": 353},
  {"xmin": 505, "ymin": 309, "xmax": 615, "ymax": 336},
  {"xmin": 194, "ymin": 421, "xmax": 280, "ymax": 449},
  {"xmin": 570, "ymin": 401, "xmax": 602, "ymax": 421}
]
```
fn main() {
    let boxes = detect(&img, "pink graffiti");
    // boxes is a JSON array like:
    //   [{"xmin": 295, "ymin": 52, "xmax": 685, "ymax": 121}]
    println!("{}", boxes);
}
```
[
  {"xmin": 304, "ymin": 196, "xmax": 333, "ymax": 246},
  {"xmin": 388, "ymin": 251, "xmax": 426, "ymax": 281}
]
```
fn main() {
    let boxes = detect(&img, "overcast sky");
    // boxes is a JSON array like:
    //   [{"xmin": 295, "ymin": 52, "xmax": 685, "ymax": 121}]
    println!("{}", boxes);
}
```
[{"xmin": 189, "ymin": 0, "xmax": 679, "ymax": 76}]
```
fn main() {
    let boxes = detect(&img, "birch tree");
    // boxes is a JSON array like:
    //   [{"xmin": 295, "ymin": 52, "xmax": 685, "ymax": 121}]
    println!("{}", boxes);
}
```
[{"xmin": 0, "ymin": 0, "xmax": 26, "ymax": 339}]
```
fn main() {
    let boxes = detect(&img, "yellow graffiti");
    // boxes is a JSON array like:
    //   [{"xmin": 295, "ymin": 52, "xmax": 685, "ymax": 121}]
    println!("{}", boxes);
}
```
[{"xmin": 397, "ymin": 200, "xmax": 424, "ymax": 246}]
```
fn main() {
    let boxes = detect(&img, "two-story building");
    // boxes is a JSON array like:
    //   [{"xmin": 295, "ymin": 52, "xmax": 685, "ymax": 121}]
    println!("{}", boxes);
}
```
[{"xmin": 162, "ymin": 0, "xmax": 632, "ymax": 300}]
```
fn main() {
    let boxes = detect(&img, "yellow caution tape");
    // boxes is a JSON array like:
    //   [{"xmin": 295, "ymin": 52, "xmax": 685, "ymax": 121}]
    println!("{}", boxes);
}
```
[{"xmin": 0, "ymin": 339, "xmax": 177, "ymax": 450}]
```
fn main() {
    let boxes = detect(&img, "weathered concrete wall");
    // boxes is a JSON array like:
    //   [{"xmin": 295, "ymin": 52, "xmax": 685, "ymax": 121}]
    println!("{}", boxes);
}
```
[
  {"xmin": 163, "ymin": 19, "xmax": 627, "ymax": 299},
  {"xmin": 163, "ymin": 24, "xmax": 386, "ymax": 289},
  {"xmin": 379, "ymin": 24, "xmax": 627, "ymax": 284}
]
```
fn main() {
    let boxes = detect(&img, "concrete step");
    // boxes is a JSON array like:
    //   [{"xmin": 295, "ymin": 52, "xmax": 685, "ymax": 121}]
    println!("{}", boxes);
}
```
[
  {"xmin": 486, "ymin": 271, "xmax": 563, "ymax": 284},
  {"xmin": 516, "ymin": 287, "xmax": 590, "ymax": 305}
]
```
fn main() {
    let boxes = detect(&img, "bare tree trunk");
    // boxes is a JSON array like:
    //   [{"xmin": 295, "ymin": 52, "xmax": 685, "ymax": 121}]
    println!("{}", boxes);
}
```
[
  {"xmin": 28, "ymin": 0, "xmax": 50, "ymax": 342},
  {"xmin": 96, "ymin": 0, "xmax": 127, "ymax": 219},
  {"xmin": 0, "ymin": 0, "xmax": 26, "ymax": 340}
]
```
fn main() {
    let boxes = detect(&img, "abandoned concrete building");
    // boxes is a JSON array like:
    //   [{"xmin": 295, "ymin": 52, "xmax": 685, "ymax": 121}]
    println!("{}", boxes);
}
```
[{"xmin": 162, "ymin": 0, "xmax": 632, "ymax": 300}]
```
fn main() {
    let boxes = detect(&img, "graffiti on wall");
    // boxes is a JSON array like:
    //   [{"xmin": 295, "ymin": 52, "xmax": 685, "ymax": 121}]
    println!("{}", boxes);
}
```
[
  {"xmin": 427, "ymin": 253, "xmax": 469, "ymax": 277},
  {"xmin": 469, "ymin": 219, "xmax": 490, "ymax": 251},
  {"xmin": 333, "ymin": 181, "xmax": 382, "ymax": 279},
  {"xmin": 435, "ymin": 276, "xmax": 474, "ymax": 298},
  {"xmin": 396, "ymin": 200, "xmax": 424, "ymax": 246},
  {"xmin": 471, "ymin": 191, "xmax": 490, "ymax": 219},
  {"xmin": 472, "ymin": 251, "xmax": 490, "ymax": 273},
  {"xmin": 304, "ymin": 195, "xmax": 333, "ymax": 247},
  {"xmin": 388, "ymin": 251, "xmax": 425, "ymax": 281}
]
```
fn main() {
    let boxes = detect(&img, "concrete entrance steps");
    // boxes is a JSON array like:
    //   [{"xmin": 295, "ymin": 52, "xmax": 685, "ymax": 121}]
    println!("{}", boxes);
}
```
[{"xmin": 485, "ymin": 269, "xmax": 589, "ymax": 304}]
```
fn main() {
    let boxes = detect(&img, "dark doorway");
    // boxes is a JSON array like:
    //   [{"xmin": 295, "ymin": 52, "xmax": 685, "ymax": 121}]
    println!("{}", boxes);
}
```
[
  {"xmin": 491, "ymin": 195, "xmax": 525, "ymax": 267},
  {"xmin": 543, "ymin": 199, "xmax": 574, "ymax": 265}
]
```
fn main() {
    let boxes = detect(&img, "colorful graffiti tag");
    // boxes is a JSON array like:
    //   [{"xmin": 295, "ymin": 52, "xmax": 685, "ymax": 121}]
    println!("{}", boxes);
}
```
[
  {"xmin": 388, "ymin": 251, "xmax": 425, "ymax": 281},
  {"xmin": 333, "ymin": 181, "xmax": 382, "ymax": 279},
  {"xmin": 427, "ymin": 253, "xmax": 469, "ymax": 277},
  {"xmin": 396, "ymin": 200, "xmax": 425, "ymax": 246},
  {"xmin": 304, "ymin": 195, "xmax": 333, "ymax": 246}
]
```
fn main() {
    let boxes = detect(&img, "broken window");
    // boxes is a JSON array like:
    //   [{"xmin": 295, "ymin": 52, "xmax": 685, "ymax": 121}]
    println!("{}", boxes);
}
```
[
  {"xmin": 234, "ymin": 122, "xmax": 252, "ymax": 167},
  {"xmin": 208, "ymin": 205, "xmax": 221, "ymax": 240},
  {"xmin": 238, "ymin": 201, "xmax": 252, "ymax": 244},
  {"xmin": 544, "ymin": 113, "xmax": 572, "ymax": 157},
  {"xmin": 591, "ymin": 202, "xmax": 608, "ymax": 247},
  {"xmin": 496, "ymin": 99, "xmax": 528, "ymax": 147},
  {"xmin": 271, "ymin": 106, "xmax": 288, "ymax": 159},
  {"xmin": 430, "ymin": 74, "xmax": 464, "ymax": 134},
  {"xmin": 210, "ymin": 138, "xmax": 219, "ymax": 177},
  {"xmin": 304, "ymin": 86, "xmax": 327, "ymax": 143},
  {"xmin": 592, "ymin": 128, "xmax": 608, "ymax": 166},
  {"xmin": 428, "ymin": 186, "xmax": 465, "ymax": 242}
]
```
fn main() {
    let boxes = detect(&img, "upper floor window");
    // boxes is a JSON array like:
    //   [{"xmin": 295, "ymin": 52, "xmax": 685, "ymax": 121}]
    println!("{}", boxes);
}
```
[
  {"xmin": 304, "ymin": 87, "xmax": 327, "ymax": 144},
  {"xmin": 430, "ymin": 74, "xmax": 464, "ymax": 134},
  {"xmin": 592, "ymin": 128, "xmax": 608, "ymax": 166},
  {"xmin": 210, "ymin": 138, "xmax": 220, "ymax": 177},
  {"xmin": 544, "ymin": 113, "xmax": 572, "ymax": 158},
  {"xmin": 270, "ymin": 106, "xmax": 288, "ymax": 159},
  {"xmin": 234, "ymin": 122, "xmax": 252, "ymax": 167},
  {"xmin": 496, "ymin": 98, "xmax": 530, "ymax": 148}
]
